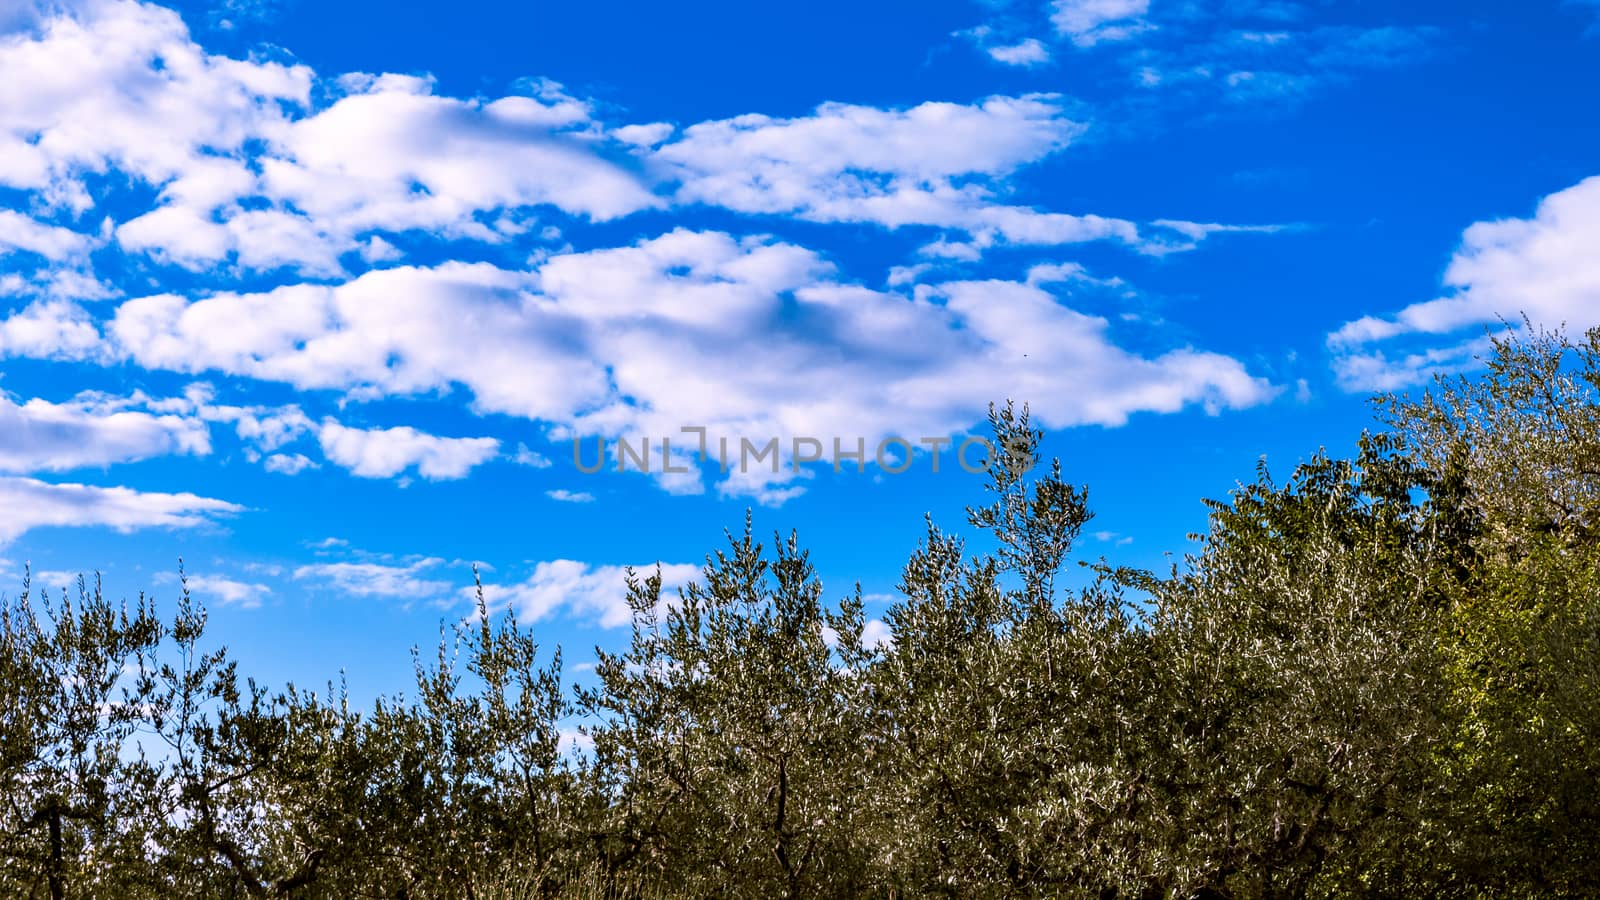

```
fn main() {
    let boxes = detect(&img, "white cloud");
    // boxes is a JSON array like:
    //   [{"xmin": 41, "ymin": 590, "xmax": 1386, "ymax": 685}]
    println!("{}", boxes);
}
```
[
  {"xmin": 1144, "ymin": 219, "xmax": 1290, "ymax": 254},
  {"xmin": 861, "ymin": 618, "xmax": 894, "ymax": 651},
  {"xmin": 0, "ymin": 390, "xmax": 210, "ymax": 474},
  {"xmin": 1133, "ymin": 21, "xmax": 1435, "ymax": 105},
  {"xmin": 92, "ymin": 230, "xmax": 1274, "ymax": 499},
  {"xmin": 0, "ymin": 300, "xmax": 105, "ymax": 359},
  {"xmin": 957, "ymin": 25, "xmax": 1053, "ymax": 67},
  {"xmin": 988, "ymin": 38, "xmax": 1052, "ymax": 67},
  {"xmin": 316, "ymin": 420, "xmax": 500, "ymax": 481},
  {"xmin": 974, "ymin": 1, "xmax": 1435, "ymax": 108},
  {"xmin": 220, "ymin": 406, "xmax": 314, "ymax": 452},
  {"xmin": 821, "ymin": 616, "xmax": 895, "ymax": 652},
  {"xmin": 513, "ymin": 443, "xmax": 552, "ymax": 468},
  {"xmin": 0, "ymin": 0, "xmax": 311, "ymax": 209},
  {"xmin": 652, "ymin": 95, "xmax": 1154, "ymax": 252},
  {"xmin": 0, "ymin": 476, "xmax": 241, "ymax": 545},
  {"xmin": 115, "ymin": 66, "xmax": 659, "ymax": 271},
  {"xmin": 186, "ymin": 574, "xmax": 271, "ymax": 608},
  {"xmin": 613, "ymin": 122, "xmax": 672, "ymax": 147},
  {"xmin": 1051, "ymin": 0, "xmax": 1151, "ymax": 46},
  {"xmin": 0, "ymin": 0, "xmax": 1295, "ymax": 302},
  {"xmin": 107, "ymin": 262, "xmax": 602, "ymax": 419},
  {"xmin": 140, "ymin": 387, "xmax": 315, "ymax": 448},
  {"xmin": 358, "ymin": 235, "xmax": 402, "ymax": 264},
  {"xmin": 0, "ymin": 1, "xmax": 653, "ymax": 277},
  {"xmin": 1025, "ymin": 261, "xmax": 1125, "ymax": 289},
  {"xmin": 256, "ymin": 75, "xmax": 657, "ymax": 234},
  {"xmin": 906, "ymin": 277, "xmax": 1278, "ymax": 425},
  {"xmin": 475, "ymin": 559, "xmax": 700, "ymax": 628},
  {"xmin": 293, "ymin": 557, "xmax": 452, "ymax": 598},
  {"xmin": 28, "ymin": 269, "xmax": 118, "ymax": 302},
  {"xmin": 546, "ymin": 489, "xmax": 595, "ymax": 503},
  {"xmin": 0, "ymin": 210, "xmax": 94, "ymax": 260},
  {"xmin": 25, "ymin": 569, "xmax": 96, "ymax": 594},
  {"xmin": 557, "ymin": 727, "xmax": 594, "ymax": 757},
  {"xmin": 262, "ymin": 452, "xmax": 317, "ymax": 474},
  {"xmin": 1330, "ymin": 338, "xmax": 1494, "ymax": 393},
  {"xmin": 119, "ymin": 75, "xmax": 658, "ymax": 275},
  {"xmin": 660, "ymin": 94, "xmax": 1077, "ymax": 189},
  {"xmin": 653, "ymin": 97, "xmax": 1276, "ymax": 256},
  {"xmin": 1330, "ymin": 176, "xmax": 1600, "ymax": 390},
  {"xmin": 116, "ymin": 204, "xmax": 345, "ymax": 276},
  {"xmin": 0, "ymin": 4, "xmax": 1286, "ymax": 503}
]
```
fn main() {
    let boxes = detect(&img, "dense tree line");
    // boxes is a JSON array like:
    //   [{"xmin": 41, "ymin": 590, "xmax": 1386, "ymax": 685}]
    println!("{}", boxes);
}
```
[{"xmin": 4, "ymin": 327, "xmax": 1599, "ymax": 898}]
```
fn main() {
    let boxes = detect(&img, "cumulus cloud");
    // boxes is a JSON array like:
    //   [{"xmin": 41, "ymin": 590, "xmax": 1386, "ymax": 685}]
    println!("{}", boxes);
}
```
[
  {"xmin": 316, "ymin": 421, "xmax": 500, "ymax": 481},
  {"xmin": 651, "ymin": 96, "xmax": 1272, "ymax": 255},
  {"xmin": 6, "ymin": 1, "xmax": 1214, "ymax": 279},
  {"xmin": 652, "ymin": 96, "xmax": 1151, "ymax": 251},
  {"xmin": 0, "ymin": 0, "xmax": 1292, "ymax": 290},
  {"xmin": 218, "ymin": 406, "xmax": 315, "ymax": 452},
  {"xmin": 513, "ymin": 444, "xmax": 552, "ymax": 468},
  {"xmin": 0, "ymin": 0, "xmax": 652, "ymax": 278},
  {"xmin": 126, "ymin": 67, "xmax": 658, "ymax": 271},
  {"xmin": 1328, "ymin": 338, "xmax": 1495, "ymax": 394},
  {"xmin": 23, "ymin": 569, "xmax": 98, "ymax": 594},
  {"xmin": 0, "ymin": 210, "xmax": 94, "ymax": 260},
  {"xmin": 660, "ymin": 95, "xmax": 1079, "ymax": 194},
  {"xmin": 988, "ymin": 38, "xmax": 1052, "ymax": 67},
  {"xmin": 252, "ymin": 75, "xmax": 657, "ymax": 235},
  {"xmin": 0, "ymin": 476, "xmax": 241, "ymax": 544},
  {"xmin": 955, "ymin": 26, "xmax": 1054, "ymax": 67},
  {"xmin": 0, "ymin": 0, "xmax": 1289, "ymax": 511},
  {"xmin": 1051, "ymin": 0, "xmax": 1151, "ymax": 46},
  {"xmin": 87, "ymin": 229, "xmax": 1275, "ymax": 499},
  {"xmin": 117, "ymin": 74, "xmax": 659, "ymax": 275},
  {"xmin": 262, "ymin": 452, "xmax": 318, "ymax": 475},
  {"xmin": 0, "ymin": 300, "xmax": 105, "ymax": 359},
  {"xmin": 904, "ymin": 277, "xmax": 1277, "ymax": 424},
  {"xmin": 861, "ymin": 619, "xmax": 894, "ymax": 651},
  {"xmin": 132, "ymin": 385, "xmax": 316, "ymax": 450},
  {"xmin": 0, "ymin": 390, "xmax": 210, "ymax": 474},
  {"xmin": 106, "ymin": 262, "xmax": 600, "ymax": 418},
  {"xmin": 474, "ymin": 560, "xmax": 701, "ymax": 628},
  {"xmin": 0, "ymin": 0, "xmax": 310, "ymax": 210},
  {"xmin": 293, "ymin": 557, "xmax": 454, "ymax": 598},
  {"xmin": 546, "ymin": 489, "xmax": 595, "ymax": 503},
  {"xmin": 1330, "ymin": 176, "xmax": 1600, "ymax": 390},
  {"xmin": 186, "ymin": 574, "xmax": 272, "ymax": 608}
]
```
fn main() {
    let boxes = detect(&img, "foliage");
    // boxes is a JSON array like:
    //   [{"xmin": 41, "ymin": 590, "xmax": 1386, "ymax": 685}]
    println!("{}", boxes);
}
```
[
  {"xmin": 4, "ymin": 338, "xmax": 1600, "ymax": 897},
  {"xmin": 1383, "ymin": 325, "xmax": 1600, "ymax": 893}
]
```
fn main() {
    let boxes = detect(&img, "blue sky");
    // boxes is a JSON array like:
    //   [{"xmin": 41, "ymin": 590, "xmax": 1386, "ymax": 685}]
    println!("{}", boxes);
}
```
[{"xmin": 3, "ymin": 0, "xmax": 1599, "ymax": 700}]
